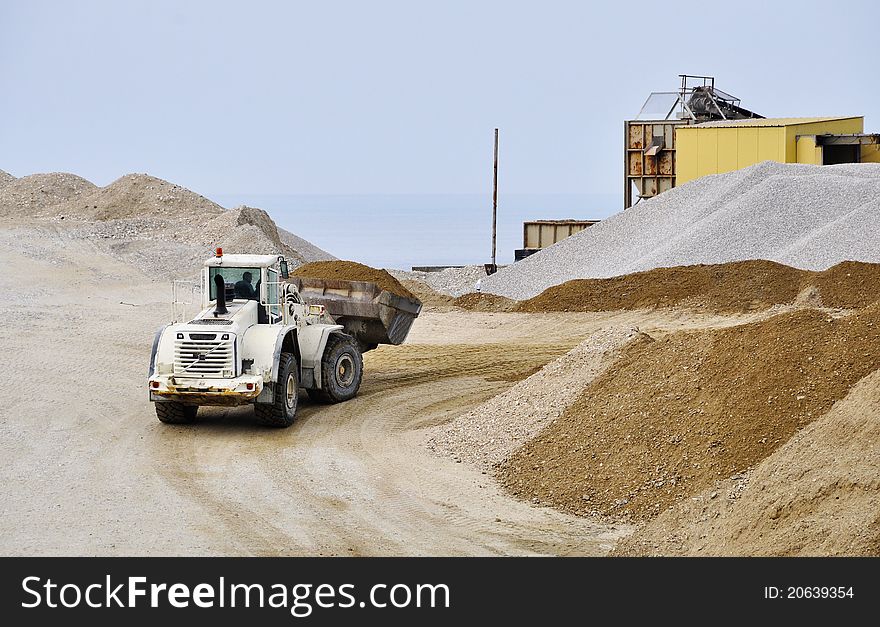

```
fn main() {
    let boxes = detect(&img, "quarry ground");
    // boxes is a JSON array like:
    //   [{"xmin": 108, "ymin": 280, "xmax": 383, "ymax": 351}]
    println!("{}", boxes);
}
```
[{"xmin": 0, "ymin": 222, "xmax": 777, "ymax": 557}]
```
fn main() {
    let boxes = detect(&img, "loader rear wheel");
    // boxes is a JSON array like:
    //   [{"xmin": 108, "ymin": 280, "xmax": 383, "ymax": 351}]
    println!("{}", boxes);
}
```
[
  {"xmin": 308, "ymin": 333, "xmax": 363, "ymax": 404},
  {"xmin": 155, "ymin": 402, "xmax": 198, "ymax": 424},
  {"xmin": 254, "ymin": 352, "xmax": 298, "ymax": 427}
]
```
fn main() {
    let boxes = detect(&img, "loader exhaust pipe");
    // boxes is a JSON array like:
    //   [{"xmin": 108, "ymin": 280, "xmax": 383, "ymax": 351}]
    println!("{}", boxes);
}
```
[{"xmin": 213, "ymin": 274, "xmax": 228, "ymax": 316}]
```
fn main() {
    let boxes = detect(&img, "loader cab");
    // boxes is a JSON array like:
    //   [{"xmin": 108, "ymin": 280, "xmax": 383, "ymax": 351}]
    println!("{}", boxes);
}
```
[{"xmin": 202, "ymin": 251, "xmax": 288, "ymax": 325}]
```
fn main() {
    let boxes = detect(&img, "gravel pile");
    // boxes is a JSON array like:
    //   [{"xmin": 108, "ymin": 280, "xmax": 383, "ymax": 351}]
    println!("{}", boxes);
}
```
[
  {"xmin": 0, "ymin": 169, "xmax": 335, "ymax": 279},
  {"xmin": 390, "ymin": 265, "xmax": 489, "ymax": 297},
  {"xmin": 483, "ymin": 162, "xmax": 880, "ymax": 299},
  {"xmin": 0, "ymin": 169, "xmax": 14, "ymax": 187},
  {"xmin": 50, "ymin": 173, "xmax": 223, "ymax": 221},
  {"xmin": 425, "ymin": 327, "xmax": 643, "ymax": 469},
  {"xmin": 0, "ymin": 172, "xmax": 98, "ymax": 217}
]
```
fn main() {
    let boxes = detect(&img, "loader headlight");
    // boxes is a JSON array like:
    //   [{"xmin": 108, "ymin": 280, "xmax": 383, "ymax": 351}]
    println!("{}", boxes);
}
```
[{"xmin": 176, "ymin": 333, "xmax": 184, "ymax": 340}]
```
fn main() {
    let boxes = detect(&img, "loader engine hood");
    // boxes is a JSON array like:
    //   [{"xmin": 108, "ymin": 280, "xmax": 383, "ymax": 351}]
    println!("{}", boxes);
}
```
[{"xmin": 187, "ymin": 299, "xmax": 259, "ymax": 334}]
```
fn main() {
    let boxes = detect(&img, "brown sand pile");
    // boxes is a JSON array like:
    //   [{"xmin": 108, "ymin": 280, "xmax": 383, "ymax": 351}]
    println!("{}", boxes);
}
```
[
  {"xmin": 452, "ymin": 292, "xmax": 517, "ymax": 312},
  {"xmin": 811, "ymin": 261, "xmax": 880, "ymax": 309},
  {"xmin": 615, "ymin": 368, "xmax": 880, "ymax": 556},
  {"xmin": 398, "ymin": 279, "xmax": 454, "ymax": 308},
  {"xmin": 516, "ymin": 260, "xmax": 880, "ymax": 314},
  {"xmin": 0, "ymin": 173, "xmax": 98, "ymax": 217},
  {"xmin": 427, "ymin": 327, "xmax": 644, "ymax": 469},
  {"xmin": 499, "ymin": 305, "xmax": 880, "ymax": 521},
  {"xmin": 51, "ymin": 173, "xmax": 224, "ymax": 221},
  {"xmin": 293, "ymin": 260, "xmax": 418, "ymax": 301}
]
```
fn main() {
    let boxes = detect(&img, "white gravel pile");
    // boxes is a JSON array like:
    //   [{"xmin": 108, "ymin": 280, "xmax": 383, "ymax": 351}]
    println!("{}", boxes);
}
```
[
  {"xmin": 483, "ymin": 161, "xmax": 880, "ymax": 299},
  {"xmin": 390, "ymin": 265, "xmax": 488, "ymax": 297},
  {"xmin": 425, "ymin": 326, "xmax": 644, "ymax": 469}
]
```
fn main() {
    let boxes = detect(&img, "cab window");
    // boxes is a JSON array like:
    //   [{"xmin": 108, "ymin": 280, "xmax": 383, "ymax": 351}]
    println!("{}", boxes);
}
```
[{"xmin": 209, "ymin": 267, "xmax": 261, "ymax": 301}]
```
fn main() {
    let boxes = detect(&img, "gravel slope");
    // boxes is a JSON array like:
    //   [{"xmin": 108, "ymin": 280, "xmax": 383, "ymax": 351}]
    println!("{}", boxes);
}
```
[
  {"xmin": 390, "ymin": 265, "xmax": 488, "ymax": 297},
  {"xmin": 0, "ymin": 172, "xmax": 98, "ymax": 216},
  {"xmin": 483, "ymin": 162, "xmax": 880, "ymax": 299},
  {"xmin": 0, "ymin": 169, "xmax": 336, "ymax": 278},
  {"xmin": 426, "ymin": 327, "xmax": 643, "ymax": 469}
]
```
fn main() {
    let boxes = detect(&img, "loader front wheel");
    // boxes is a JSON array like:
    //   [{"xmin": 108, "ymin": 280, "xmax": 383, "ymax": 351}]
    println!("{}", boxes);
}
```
[
  {"xmin": 155, "ymin": 402, "xmax": 198, "ymax": 424},
  {"xmin": 254, "ymin": 352, "xmax": 298, "ymax": 427},
  {"xmin": 308, "ymin": 333, "xmax": 363, "ymax": 404}
]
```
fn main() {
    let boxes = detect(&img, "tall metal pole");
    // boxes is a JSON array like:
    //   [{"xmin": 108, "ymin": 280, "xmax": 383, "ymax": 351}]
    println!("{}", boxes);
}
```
[{"xmin": 491, "ymin": 128, "xmax": 499, "ymax": 270}]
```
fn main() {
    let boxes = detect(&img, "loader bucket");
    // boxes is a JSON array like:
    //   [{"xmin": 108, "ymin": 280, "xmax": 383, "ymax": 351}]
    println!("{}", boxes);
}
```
[{"xmin": 287, "ymin": 278, "xmax": 422, "ymax": 350}]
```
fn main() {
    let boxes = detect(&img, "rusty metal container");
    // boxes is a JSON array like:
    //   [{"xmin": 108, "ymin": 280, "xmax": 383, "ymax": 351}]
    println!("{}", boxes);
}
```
[{"xmin": 523, "ymin": 220, "xmax": 599, "ymax": 249}]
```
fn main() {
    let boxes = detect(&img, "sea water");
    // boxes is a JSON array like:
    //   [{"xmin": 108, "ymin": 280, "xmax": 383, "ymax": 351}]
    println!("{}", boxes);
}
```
[{"xmin": 211, "ymin": 193, "xmax": 619, "ymax": 270}]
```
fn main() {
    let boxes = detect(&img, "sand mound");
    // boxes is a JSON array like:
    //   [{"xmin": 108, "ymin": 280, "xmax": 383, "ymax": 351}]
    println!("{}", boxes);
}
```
[
  {"xmin": 52, "ymin": 173, "xmax": 224, "ymax": 221},
  {"xmin": 0, "ymin": 172, "xmax": 98, "ymax": 217},
  {"xmin": 452, "ymin": 292, "xmax": 517, "ymax": 312},
  {"xmin": 427, "ymin": 327, "xmax": 644, "ymax": 469},
  {"xmin": 811, "ymin": 261, "xmax": 880, "ymax": 309},
  {"xmin": 499, "ymin": 305, "xmax": 880, "ymax": 521},
  {"xmin": 517, "ymin": 260, "xmax": 805, "ymax": 314},
  {"xmin": 0, "ymin": 170, "xmax": 14, "ymax": 187},
  {"xmin": 398, "ymin": 279, "xmax": 454, "ymax": 308},
  {"xmin": 516, "ymin": 260, "xmax": 880, "ymax": 314},
  {"xmin": 484, "ymin": 162, "xmax": 880, "ymax": 299},
  {"xmin": 615, "ymin": 368, "xmax": 880, "ymax": 556},
  {"xmin": 293, "ymin": 260, "xmax": 418, "ymax": 301}
]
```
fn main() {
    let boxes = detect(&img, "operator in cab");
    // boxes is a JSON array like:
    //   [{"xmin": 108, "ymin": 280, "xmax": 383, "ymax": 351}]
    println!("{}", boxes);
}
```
[{"xmin": 234, "ymin": 271, "xmax": 258, "ymax": 300}]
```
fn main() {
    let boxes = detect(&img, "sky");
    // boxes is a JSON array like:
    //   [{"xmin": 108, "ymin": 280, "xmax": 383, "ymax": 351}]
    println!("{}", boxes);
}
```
[{"xmin": 1, "ymin": 1, "xmax": 879, "ymax": 265}]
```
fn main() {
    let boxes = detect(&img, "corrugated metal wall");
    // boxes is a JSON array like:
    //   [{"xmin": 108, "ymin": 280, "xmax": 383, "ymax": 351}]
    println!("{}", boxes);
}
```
[{"xmin": 675, "ymin": 118, "xmax": 864, "ymax": 184}]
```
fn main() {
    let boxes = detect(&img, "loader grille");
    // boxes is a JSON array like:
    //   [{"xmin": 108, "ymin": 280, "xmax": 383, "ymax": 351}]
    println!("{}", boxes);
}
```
[{"xmin": 174, "ymin": 334, "xmax": 235, "ymax": 377}]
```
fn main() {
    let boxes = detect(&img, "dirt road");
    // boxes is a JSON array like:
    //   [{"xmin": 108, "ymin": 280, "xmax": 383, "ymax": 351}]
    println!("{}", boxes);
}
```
[{"xmin": 0, "ymin": 224, "xmax": 774, "ymax": 556}]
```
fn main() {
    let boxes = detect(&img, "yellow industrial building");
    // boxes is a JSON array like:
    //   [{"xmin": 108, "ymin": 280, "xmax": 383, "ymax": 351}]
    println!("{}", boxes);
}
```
[
  {"xmin": 675, "ymin": 117, "xmax": 880, "ymax": 185},
  {"xmin": 624, "ymin": 76, "xmax": 880, "ymax": 208}
]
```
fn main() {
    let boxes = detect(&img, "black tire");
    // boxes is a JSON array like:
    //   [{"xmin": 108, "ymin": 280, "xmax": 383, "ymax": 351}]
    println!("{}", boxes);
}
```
[
  {"xmin": 155, "ymin": 402, "xmax": 198, "ymax": 424},
  {"xmin": 307, "ymin": 333, "xmax": 363, "ymax": 403},
  {"xmin": 254, "ymin": 352, "xmax": 298, "ymax": 427}
]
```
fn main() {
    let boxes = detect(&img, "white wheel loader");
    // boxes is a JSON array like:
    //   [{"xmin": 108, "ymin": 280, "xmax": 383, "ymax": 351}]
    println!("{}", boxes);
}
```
[{"xmin": 148, "ymin": 249, "xmax": 421, "ymax": 427}]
